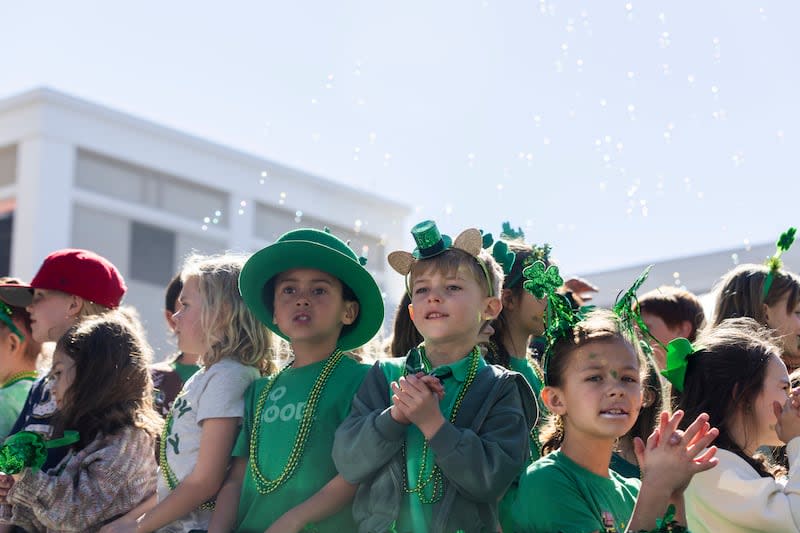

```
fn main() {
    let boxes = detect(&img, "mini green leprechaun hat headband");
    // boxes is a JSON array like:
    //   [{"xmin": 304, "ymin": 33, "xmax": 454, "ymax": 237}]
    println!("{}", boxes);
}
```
[
  {"xmin": 763, "ymin": 227, "xmax": 797, "ymax": 300},
  {"xmin": 388, "ymin": 220, "xmax": 495, "ymax": 296}
]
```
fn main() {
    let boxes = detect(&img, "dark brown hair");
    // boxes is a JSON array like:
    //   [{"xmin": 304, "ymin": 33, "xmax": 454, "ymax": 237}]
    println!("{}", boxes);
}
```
[
  {"xmin": 53, "ymin": 311, "xmax": 163, "ymax": 448},
  {"xmin": 677, "ymin": 317, "xmax": 784, "ymax": 478},
  {"xmin": 387, "ymin": 292, "xmax": 423, "ymax": 357},
  {"xmin": 639, "ymin": 286, "xmax": 707, "ymax": 342},
  {"xmin": 488, "ymin": 242, "xmax": 541, "ymax": 368}
]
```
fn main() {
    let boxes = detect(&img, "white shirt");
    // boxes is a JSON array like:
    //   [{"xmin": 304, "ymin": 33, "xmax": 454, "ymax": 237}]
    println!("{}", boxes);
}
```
[
  {"xmin": 156, "ymin": 358, "xmax": 260, "ymax": 533},
  {"xmin": 686, "ymin": 438, "xmax": 800, "ymax": 533}
]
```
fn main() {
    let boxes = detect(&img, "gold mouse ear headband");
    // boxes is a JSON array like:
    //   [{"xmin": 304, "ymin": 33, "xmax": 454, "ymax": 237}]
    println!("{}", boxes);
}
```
[{"xmin": 388, "ymin": 220, "xmax": 494, "ymax": 297}]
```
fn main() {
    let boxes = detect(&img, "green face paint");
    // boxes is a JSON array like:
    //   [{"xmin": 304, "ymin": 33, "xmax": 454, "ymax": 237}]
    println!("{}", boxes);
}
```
[{"xmin": 610, "ymin": 369, "xmax": 619, "ymax": 379}]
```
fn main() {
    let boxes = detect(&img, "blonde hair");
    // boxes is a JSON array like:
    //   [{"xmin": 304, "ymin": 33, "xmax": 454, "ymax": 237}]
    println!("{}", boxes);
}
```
[
  {"xmin": 77, "ymin": 300, "xmax": 113, "ymax": 320},
  {"xmin": 181, "ymin": 254, "xmax": 276, "ymax": 374},
  {"xmin": 409, "ymin": 248, "xmax": 504, "ymax": 298}
]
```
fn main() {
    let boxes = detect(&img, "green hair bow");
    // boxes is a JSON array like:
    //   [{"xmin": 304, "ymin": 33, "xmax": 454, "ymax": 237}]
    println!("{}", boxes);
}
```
[
  {"xmin": 659, "ymin": 338, "xmax": 697, "ymax": 393},
  {"xmin": 0, "ymin": 430, "xmax": 79, "ymax": 474},
  {"xmin": 763, "ymin": 227, "xmax": 797, "ymax": 300}
]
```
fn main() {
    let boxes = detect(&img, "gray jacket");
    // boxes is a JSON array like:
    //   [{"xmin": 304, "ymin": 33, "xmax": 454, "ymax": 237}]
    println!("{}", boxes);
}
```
[{"xmin": 332, "ymin": 360, "xmax": 538, "ymax": 533}]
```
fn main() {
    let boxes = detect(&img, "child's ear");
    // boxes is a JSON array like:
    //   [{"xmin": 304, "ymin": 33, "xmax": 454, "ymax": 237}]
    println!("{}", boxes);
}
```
[
  {"xmin": 7, "ymin": 329, "xmax": 20, "ymax": 353},
  {"xmin": 67, "ymin": 295, "xmax": 84, "ymax": 318},
  {"xmin": 677, "ymin": 319, "xmax": 693, "ymax": 339},
  {"xmin": 482, "ymin": 296, "xmax": 503, "ymax": 321},
  {"xmin": 407, "ymin": 303, "xmax": 415, "ymax": 322},
  {"xmin": 542, "ymin": 386, "xmax": 567, "ymax": 415},
  {"xmin": 341, "ymin": 301, "xmax": 360, "ymax": 326},
  {"xmin": 164, "ymin": 310, "xmax": 178, "ymax": 332}
]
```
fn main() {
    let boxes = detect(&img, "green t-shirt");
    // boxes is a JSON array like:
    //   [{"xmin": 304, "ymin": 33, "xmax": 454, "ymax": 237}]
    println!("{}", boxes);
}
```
[
  {"xmin": 513, "ymin": 450, "xmax": 641, "ymax": 533},
  {"xmin": 0, "ymin": 377, "xmax": 36, "ymax": 439},
  {"xmin": 171, "ymin": 357, "xmax": 200, "ymax": 384},
  {"xmin": 610, "ymin": 451, "xmax": 641, "ymax": 480},
  {"xmin": 232, "ymin": 355, "xmax": 369, "ymax": 533},
  {"xmin": 379, "ymin": 351, "xmax": 487, "ymax": 533}
]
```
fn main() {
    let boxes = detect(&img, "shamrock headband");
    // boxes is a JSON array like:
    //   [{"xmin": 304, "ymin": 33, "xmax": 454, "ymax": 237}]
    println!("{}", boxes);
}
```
[
  {"xmin": 0, "ymin": 301, "xmax": 24, "ymax": 341},
  {"xmin": 388, "ymin": 220, "xmax": 495, "ymax": 297},
  {"xmin": 612, "ymin": 265, "xmax": 667, "ymax": 359},
  {"xmin": 763, "ymin": 227, "xmax": 797, "ymax": 300},
  {"xmin": 522, "ymin": 260, "xmax": 590, "ymax": 385},
  {"xmin": 484, "ymin": 223, "xmax": 552, "ymax": 289},
  {"xmin": 524, "ymin": 262, "xmax": 658, "ymax": 385}
]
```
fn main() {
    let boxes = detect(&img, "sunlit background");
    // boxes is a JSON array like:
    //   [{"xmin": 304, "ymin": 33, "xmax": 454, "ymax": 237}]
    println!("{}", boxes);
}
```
[{"xmin": 2, "ymin": 0, "xmax": 797, "ymax": 277}]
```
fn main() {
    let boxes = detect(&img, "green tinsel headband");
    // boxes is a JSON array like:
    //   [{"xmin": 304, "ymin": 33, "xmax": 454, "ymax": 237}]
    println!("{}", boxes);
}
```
[
  {"xmin": 763, "ymin": 227, "xmax": 796, "ymax": 300},
  {"xmin": 523, "ymin": 261, "xmax": 658, "ymax": 385}
]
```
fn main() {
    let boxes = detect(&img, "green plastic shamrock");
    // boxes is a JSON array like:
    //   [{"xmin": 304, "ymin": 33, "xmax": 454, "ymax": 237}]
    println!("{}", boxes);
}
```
[
  {"xmin": 523, "ymin": 261, "xmax": 563, "ymax": 299},
  {"xmin": 481, "ymin": 231, "xmax": 494, "ymax": 250},
  {"xmin": 778, "ymin": 227, "xmax": 797, "ymax": 252},
  {"xmin": 499, "ymin": 221, "xmax": 525, "ymax": 241},
  {"xmin": 764, "ymin": 226, "xmax": 797, "ymax": 298},
  {"xmin": 491, "ymin": 240, "xmax": 516, "ymax": 275}
]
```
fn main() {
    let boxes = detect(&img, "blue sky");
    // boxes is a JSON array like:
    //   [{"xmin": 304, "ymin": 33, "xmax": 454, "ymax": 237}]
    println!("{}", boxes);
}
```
[{"xmin": 2, "ymin": 1, "xmax": 797, "ymax": 275}]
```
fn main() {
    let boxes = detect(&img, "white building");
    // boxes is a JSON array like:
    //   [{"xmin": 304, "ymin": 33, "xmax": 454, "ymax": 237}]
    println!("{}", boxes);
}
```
[{"xmin": 0, "ymin": 87, "xmax": 410, "ymax": 359}]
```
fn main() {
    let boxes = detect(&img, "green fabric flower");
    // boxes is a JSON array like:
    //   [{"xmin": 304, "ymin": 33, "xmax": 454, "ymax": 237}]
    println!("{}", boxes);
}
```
[{"xmin": 0, "ymin": 432, "xmax": 48, "ymax": 474}]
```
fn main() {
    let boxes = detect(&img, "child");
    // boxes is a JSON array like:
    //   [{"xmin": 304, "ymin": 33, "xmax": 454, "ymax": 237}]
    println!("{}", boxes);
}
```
[
  {"xmin": 0, "ymin": 311, "xmax": 162, "ymax": 531},
  {"xmin": 712, "ymin": 229, "xmax": 800, "ymax": 373},
  {"xmin": 512, "ymin": 308, "xmax": 719, "ymax": 532},
  {"xmin": 0, "ymin": 278, "xmax": 42, "ymax": 440},
  {"xmin": 713, "ymin": 264, "xmax": 800, "ymax": 372},
  {"xmin": 0, "ymin": 248, "xmax": 126, "ymax": 470},
  {"xmin": 102, "ymin": 254, "xmax": 275, "ymax": 533},
  {"xmin": 638, "ymin": 286, "xmax": 706, "ymax": 371},
  {"xmin": 482, "ymin": 229, "xmax": 550, "ymax": 533},
  {"xmin": 666, "ymin": 317, "xmax": 800, "ymax": 532},
  {"xmin": 208, "ymin": 227, "xmax": 384, "ymax": 532},
  {"xmin": 610, "ymin": 353, "xmax": 669, "ymax": 479},
  {"xmin": 150, "ymin": 274, "xmax": 201, "ymax": 417},
  {"xmin": 333, "ymin": 220, "xmax": 537, "ymax": 533}
]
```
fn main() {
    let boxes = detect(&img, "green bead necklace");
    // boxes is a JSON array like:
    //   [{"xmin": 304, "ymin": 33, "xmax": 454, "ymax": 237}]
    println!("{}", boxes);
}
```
[
  {"xmin": 402, "ymin": 345, "xmax": 481, "ymax": 504},
  {"xmin": 159, "ymin": 408, "xmax": 216, "ymax": 511},
  {"xmin": 249, "ymin": 349, "xmax": 344, "ymax": 494},
  {"xmin": 1, "ymin": 370, "xmax": 38, "ymax": 389}
]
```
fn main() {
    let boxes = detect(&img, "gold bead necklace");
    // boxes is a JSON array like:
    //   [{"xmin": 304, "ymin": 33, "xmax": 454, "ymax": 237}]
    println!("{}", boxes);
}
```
[
  {"xmin": 249, "ymin": 349, "xmax": 344, "ymax": 494},
  {"xmin": 402, "ymin": 345, "xmax": 480, "ymax": 504}
]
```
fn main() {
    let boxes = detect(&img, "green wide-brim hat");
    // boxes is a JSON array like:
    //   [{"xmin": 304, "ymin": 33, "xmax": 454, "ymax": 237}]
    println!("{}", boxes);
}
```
[{"xmin": 239, "ymin": 228, "xmax": 384, "ymax": 351}]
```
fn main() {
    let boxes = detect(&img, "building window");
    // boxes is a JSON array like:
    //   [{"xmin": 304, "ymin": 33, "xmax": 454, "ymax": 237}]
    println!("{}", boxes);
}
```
[
  {"xmin": 0, "ymin": 212, "xmax": 12, "ymax": 276},
  {"xmin": 130, "ymin": 222, "xmax": 175, "ymax": 286}
]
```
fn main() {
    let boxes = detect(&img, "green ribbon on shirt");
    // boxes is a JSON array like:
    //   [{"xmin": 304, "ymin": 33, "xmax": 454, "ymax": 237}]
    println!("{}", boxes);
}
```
[{"xmin": 0, "ymin": 430, "xmax": 79, "ymax": 474}]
